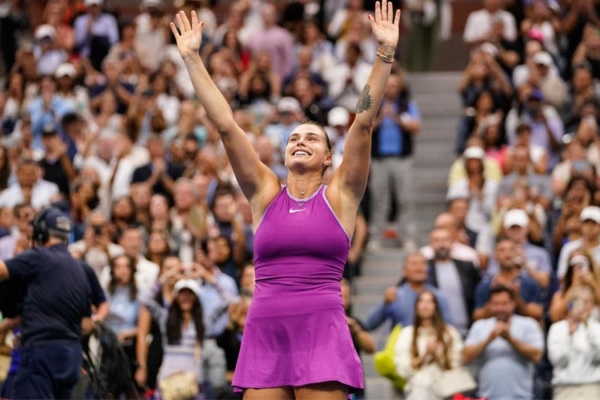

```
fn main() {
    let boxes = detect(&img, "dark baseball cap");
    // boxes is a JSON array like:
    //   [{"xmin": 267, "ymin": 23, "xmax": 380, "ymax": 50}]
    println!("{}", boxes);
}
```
[
  {"xmin": 41, "ymin": 123, "xmax": 58, "ymax": 137},
  {"xmin": 35, "ymin": 208, "xmax": 72, "ymax": 234}
]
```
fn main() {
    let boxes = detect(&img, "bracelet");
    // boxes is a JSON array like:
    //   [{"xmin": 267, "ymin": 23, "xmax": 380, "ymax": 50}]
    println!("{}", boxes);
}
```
[{"xmin": 376, "ymin": 48, "xmax": 395, "ymax": 64}]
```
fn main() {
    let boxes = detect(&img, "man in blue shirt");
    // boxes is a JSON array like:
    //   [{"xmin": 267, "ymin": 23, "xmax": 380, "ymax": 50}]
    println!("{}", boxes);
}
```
[
  {"xmin": 473, "ymin": 237, "xmax": 543, "ymax": 322},
  {"xmin": 368, "ymin": 72, "xmax": 421, "ymax": 250},
  {"xmin": 0, "ymin": 208, "xmax": 94, "ymax": 399},
  {"xmin": 365, "ymin": 252, "xmax": 452, "ymax": 330}
]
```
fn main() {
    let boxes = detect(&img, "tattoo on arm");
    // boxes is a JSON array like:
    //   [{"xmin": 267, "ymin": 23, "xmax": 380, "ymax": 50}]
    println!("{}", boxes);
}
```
[{"xmin": 356, "ymin": 85, "xmax": 373, "ymax": 114}]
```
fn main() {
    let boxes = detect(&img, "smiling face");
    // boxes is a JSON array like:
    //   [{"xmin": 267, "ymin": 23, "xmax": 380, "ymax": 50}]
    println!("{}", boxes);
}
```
[{"xmin": 285, "ymin": 123, "xmax": 332, "ymax": 174}]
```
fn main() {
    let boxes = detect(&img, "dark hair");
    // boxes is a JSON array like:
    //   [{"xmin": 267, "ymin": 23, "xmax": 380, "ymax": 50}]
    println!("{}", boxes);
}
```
[
  {"xmin": 166, "ymin": 289, "xmax": 204, "ymax": 345},
  {"xmin": 0, "ymin": 146, "xmax": 9, "ymax": 191},
  {"xmin": 516, "ymin": 123, "xmax": 531, "ymax": 135},
  {"xmin": 564, "ymin": 252, "xmax": 595, "ymax": 292},
  {"xmin": 474, "ymin": 89, "xmax": 497, "ymax": 111},
  {"xmin": 564, "ymin": 176, "xmax": 596, "ymax": 200},
  {"xmin": 488, "ymin": 285, "xmax": 515, "ymax": 301},
  {"xmin": 111, "ymin": 196, "xmax": 137, "ymax": 225},
  {"xmin": 108, "ymin": 254, "xmax": 138, "ymax": 301},
  {"xmin": 412, "ymin": 291, "xmax": 452, "ymax": 370}
]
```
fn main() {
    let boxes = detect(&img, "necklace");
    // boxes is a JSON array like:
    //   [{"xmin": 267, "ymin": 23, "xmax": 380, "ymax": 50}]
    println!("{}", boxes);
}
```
[{"xmin": 288, "ymin": 186, "xmax": 321, "ymax": 208}]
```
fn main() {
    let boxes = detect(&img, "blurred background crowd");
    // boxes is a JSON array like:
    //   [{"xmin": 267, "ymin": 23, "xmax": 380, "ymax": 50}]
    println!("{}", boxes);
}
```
[{"xmin": 0, "ymin": 0, "xmax": 599, "ymax": 399}]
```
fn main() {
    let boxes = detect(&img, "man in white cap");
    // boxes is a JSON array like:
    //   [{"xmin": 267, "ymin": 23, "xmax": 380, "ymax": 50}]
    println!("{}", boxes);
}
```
[
  {"xmin": 532, "ymin": 51, "xmax": 567, "ymax": 108},
  {"xmin": 557, "ymin": 206, "xmax": 600, "ymax": 280},
  {"xmin": 74, "ymin": 0, "xmax": 118, "ymax": 69},
  {"xmin": 486, "ymin": 209, "xmax": 552, "ymax": 290},
  {"xmin": 34, "ymin": 24, "xmax": 68, "ymax": 75}
]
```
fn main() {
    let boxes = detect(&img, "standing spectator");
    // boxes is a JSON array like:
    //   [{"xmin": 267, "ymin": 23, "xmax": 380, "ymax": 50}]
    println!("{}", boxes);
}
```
[
  {"xmin": 463, "ymin": 0, "xmax": 517, "ymax": 47},
  {"xmin": 425, "ymin": 227, "xmax": 480, "ymax": 335},
  {"xmin": 135, "ymin": 0, "xmax": 169, "ymax": 73},
  {"xmin": 557, "ymin": 206, "xmax": 600, "ymax": 280},
  {"xmin": 364, "ymin": 252, "xmax": 452, "ymax": 330},
  {"xmin": 39, "ymin": 124, "xmax": 76, "ymax": 199},
  {"xmin": 551, "ymin": 139, "xmax": 596, "ymax": 198},
  {"xmin": 504, "ymin": 123, "xmax": 548, "ymax": 175},
  {"xmin": 28, "ymin": 75, "xmax": 74, "ymax": 146},
  {"xmin": 0, "ymin": 159, "xmax": 59, "ymax": 209},
  {"xmin": 325, "ymin": 43, "xmax": 371, "ymax": 112},
  {"xmin": 247, "ymin": 3, "xmax": 294, "ymax": 80},
  {"xmin": 74, "ymin": 0, "xmax": 119, "ymax": 71},
  {"xmin": 473, "ymin": 238, "xmax": 543, "ymax": 321},
  {"xmin": 447, "ymin": 146, "xmax": 499, "ymax": 236},
  {"xmin": 394, "ymin": 290, "xmax": 464, "ymax": 400},
  {"xmin": 463, "ymin": 286, "xmax": 544, "ymax": 400},
  {"xmin": 548, "ymin": 286, "xmax": 600, "ymax": 399},
  {"xmin": 368, "ymin": 72, "xmax": 420, "ymax": 250},
  {"xmin": 421, "ymin": 212, "xmax": 481, "ymax": 268},
  {"xmin": 33, "ymin": 24, "xmax": 68, "ymax": 76},
  {"xmin": 550, "ymin": 251, "xmax": 600, "ymax": 322}
]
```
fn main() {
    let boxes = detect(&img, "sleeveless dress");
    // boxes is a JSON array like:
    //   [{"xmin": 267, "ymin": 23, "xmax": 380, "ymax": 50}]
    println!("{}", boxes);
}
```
[{"xmin": 232, "ymin": 185, "xmax": 364, "ymax": 392}]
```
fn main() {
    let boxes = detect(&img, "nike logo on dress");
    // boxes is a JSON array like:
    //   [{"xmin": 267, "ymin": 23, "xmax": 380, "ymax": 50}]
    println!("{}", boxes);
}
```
[{"xmin": 289, "ymin": 208, "xmax": 306, "ymax": 214}]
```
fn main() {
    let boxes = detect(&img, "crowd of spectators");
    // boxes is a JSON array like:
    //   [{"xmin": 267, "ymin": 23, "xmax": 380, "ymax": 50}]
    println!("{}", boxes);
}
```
[{"xmin": 366, "ymin": 0, "xmax": 600, "ymax": 398}]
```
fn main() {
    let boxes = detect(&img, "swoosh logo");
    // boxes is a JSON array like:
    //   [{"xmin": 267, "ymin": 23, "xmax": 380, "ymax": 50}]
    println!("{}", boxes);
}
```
[{"xmin": 289, "ymin": 208, "xmax": 306, "ymax": 214}]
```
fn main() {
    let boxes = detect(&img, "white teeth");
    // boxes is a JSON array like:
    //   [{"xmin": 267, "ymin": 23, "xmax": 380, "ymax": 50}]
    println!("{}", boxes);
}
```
[{"xmin": 294, "ymin": 151, "xmax": 308, "ymax": 156}]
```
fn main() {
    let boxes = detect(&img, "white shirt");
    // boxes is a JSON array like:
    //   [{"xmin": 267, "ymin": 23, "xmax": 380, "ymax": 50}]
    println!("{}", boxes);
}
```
[
  {"xmin": 548, "ymin": 319, "xmax": 600, "ymax": 385},
  {"xmin": 324, "ymin": 60, "xmax": 371, "ymax": 112},
  {"xmin": 463, "ymin": 9, "xmax": 517, "ymax": 43},
  {"xmin": 0, "ymin": 180, "xmax": 59, "ymax": 209},
  {"xmin": 68, "ymin": 240, "xmax": 125, "ymax": 282}
]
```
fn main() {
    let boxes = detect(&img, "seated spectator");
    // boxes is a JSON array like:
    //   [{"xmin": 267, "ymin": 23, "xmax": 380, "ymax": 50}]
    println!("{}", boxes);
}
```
[
  {"xmin": 463, "ymin": 286, "xmax": 544, "ymax": 399},
  {"xmin": 88, "ymin": 58, "xmax": 135, "ymax": 115},
  {"xmin": 548, "ymin": 286, "xmax": 600, "ymax": 400},
  {"xmin": 104, "ymin": 254, "xmax": 139, "ymax": 398},
  {"xmin": 145, "ymin": 229, "xmax": 171, "ymax": 268},
  {"xmin": 499, "ymin": 144, "xmax": 552, "ymax": 210},
  {"xmin": 74, "ymin": 0, "xmax": 119, "ymax": 71},
  {"xmin": 504, "ymin": 123, "xmax": 548, "ymax": 175},
  {"xmin": 290, "ymin": 76, "xmax": 330, "ymax": 126},
  {"xmin": 69, "ymin": 210, "xmax": 124, "ymax": 281},
  {"xmin": 558, "ymin": 206, "xmax": 600, "ymax": 280},
  {"xmin": 0, "ymin": 159, "xmax": 59, "ymax": 209},
  {"xmin": 552, "ymin": 138, "xmax": 597, "ymax": 197},
  {"xmin": 425, "ymin": 228, "xmax": 480, "ymax": 335},
  {"xmin": 39, "ymin": 124, "xmax": 76, "ymax": 199},
  {"xmin": 473, "ymin": 238, "xmax": 543, "ymax": 321},
  {"xmin": 447, "ymin": 146, "xmax": 499, "ymax": 236},
  {"xmin": 488, "ymin": 209, "xmax": 551, "ymax": 290},
  {"xmin": 550, "ymin": 251, "xmax": 600, "ymax": 322},
  {"xmin": 364, "ymin": 252, "xmax": 452, "ymax": 330},
  {"xmin": 480, "ymin": 120, "xmax": 509, "ymax": 173},
  {"xmin": 463, "ymin": 0, "xmax": 517, "ymax": 48},
  {"xmin": 506, "ymin": 86, "xmax": 564, "ymax": 169},
  {"xmin": 394, "ymin": 290, "xmax": 464, "ymax": 400},
  {"xmin": 456, "ymin": 89, "xmax": 503, "ymax": 155},
  {"xmin": 421, "ymin": 212, "xmax": 481, "ymax": 268}
]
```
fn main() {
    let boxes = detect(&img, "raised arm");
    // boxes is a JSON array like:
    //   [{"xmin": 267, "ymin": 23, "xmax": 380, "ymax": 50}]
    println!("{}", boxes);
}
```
[
  {"xmin": 330, "ymin": 1, "xmax": 400, "ymax": 204},
  {"xmin": 170, "ymin": 12, "xmax": 279, "ymax": 205}
]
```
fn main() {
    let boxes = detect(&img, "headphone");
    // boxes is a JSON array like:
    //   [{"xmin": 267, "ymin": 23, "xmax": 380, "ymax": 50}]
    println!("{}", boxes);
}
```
[{"xmin": 32, "ymin": 207, "xmax": 56, "ymax": 245}]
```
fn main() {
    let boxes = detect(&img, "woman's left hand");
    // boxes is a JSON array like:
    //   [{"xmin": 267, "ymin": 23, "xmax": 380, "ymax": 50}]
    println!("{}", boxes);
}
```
[{"xmin": 367, "ymin": 1, "xmax": 401, "ymax": 48}]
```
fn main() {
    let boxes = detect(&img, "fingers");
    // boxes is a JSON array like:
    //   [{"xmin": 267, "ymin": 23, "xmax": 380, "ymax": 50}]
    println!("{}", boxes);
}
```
[
  {"xmin": 387, "ymin": 0, "xmax": 393, "ymax": 21},
  {"xmin": 169, "ymin": 22, "xmax": 180, "ymax": 39},
  {"xmin": 180, "ymin": 11, "xmax": 192, "ymax": 32},
  {"xmin": 375, "ymin": 1, "xmax": 382, "ymax": 22},
  {"xmin": 191, "ymin": 10, "xmax": 199, "ymax": 28},
  {"xmin": 176, "ymin": 12, "xmax": 185, "ymax": 32},
  {"xmin": 394, "ymin": 9, "xmax": 401, "ymax": 26}
]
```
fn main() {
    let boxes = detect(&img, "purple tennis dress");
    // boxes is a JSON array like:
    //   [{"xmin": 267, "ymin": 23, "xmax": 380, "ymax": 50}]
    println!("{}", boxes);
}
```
[{"xmin": 232, "ymin": 185, "xmax": 364, "ymax": 392}]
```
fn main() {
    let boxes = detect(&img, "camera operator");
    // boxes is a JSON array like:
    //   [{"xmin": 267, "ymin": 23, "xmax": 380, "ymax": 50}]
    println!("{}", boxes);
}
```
[{"xmin": 0, "ymin": 208, "xmax": 98, "ymax": 398}]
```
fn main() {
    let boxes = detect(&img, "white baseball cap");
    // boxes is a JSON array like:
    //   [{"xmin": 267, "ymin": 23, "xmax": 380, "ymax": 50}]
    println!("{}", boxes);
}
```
[
  {"xmin": 84, "ymin": 0, "xmax": 103, "ymax": 7},
  {"xmin": 580, "ymin": 206, "xmax": 600, "ymax": 224},
  {"xmin": 173, "ymin": 278, "xmax": 202, "ymax": 298},
  {"xmin": 55, "ymin": 63, "xmax": 77, "ymax": 79},
  {"xmin": 142, "ymin": 0, "xmax": 162, "ymax": 8},
  {"xmin": 533, "ymin": 51, "xmax": 553, "ymax": 67},
  {"xmin": 35, "ymin": 24, "xmax": 56, "ymax": 40},
  {"xmin": 503, "ymin": 209, "xmax": 530, "ymax": 229},
  {"xmin": 277, "ymin": 97, "xmax": 302, "ymax": 113},
  {"xmin": 328, "ymin": 107, "xmax": 349, "ymax": 127},
  {"xmin": 463, "ymin": 146, "xmax": 485, "ymax": 160}
]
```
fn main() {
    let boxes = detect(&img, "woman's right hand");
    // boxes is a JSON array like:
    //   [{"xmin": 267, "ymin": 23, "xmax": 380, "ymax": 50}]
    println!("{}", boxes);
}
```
[
  {"xmin": 170, "ymin": 11, "xmax": 204, "ymax": 60},
  {"xmin": 134, "ymin": 366, "xmax": 147, "ymax": 388}
]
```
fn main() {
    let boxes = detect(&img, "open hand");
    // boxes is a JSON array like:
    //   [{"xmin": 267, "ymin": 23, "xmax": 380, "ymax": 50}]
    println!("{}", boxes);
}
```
[
  {"xmin": 367, "ymin": 1, "xmax": 401, "ymax": 48},
  {"xmin": 170, "ymin": 11, "xmax": 204, "ymax": 60}
]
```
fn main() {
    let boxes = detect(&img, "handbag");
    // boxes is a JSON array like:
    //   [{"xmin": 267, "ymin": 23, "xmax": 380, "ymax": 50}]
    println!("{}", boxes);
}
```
[
  {"xmin": 432, "ymin": 367, "xmax": 477, "ymax": 399},
  {"xmin": 373, "ymin": 324, "xmax": 407, "ymax": 390},
  {"xmin": 159, "ymin": 371, "xmax": 199, "ymax": 400}
]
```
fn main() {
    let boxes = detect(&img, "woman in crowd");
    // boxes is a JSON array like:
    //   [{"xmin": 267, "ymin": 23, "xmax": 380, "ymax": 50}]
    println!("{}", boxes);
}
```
[
  {"xmin": 548, "ymin": 286, "xmax": 600, "ymax": 400},
  {"xmin": 145, "ymin": 229, "xmax": 172, "ymax": 267},
  {"xmin": 109, "ymin": 196, "xmax": 137, "ymax": 242},
  {"xmin": 170, "ymin": 2, "xmax": 400, "ymax": 398},
  {"xmin": 394, "ymin": 290, "xmax": 464, "ymax": 400},
  {"xmin": 142, "ymin": 278, "xmax": 205, "ymax": 398},
  {"xmin": 550, "ymin": 251, "xmax": 600, "ymax": 322},
  {"xmin": 105, "ymin": 254, "xmax": 140, "ymax": 397}
]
